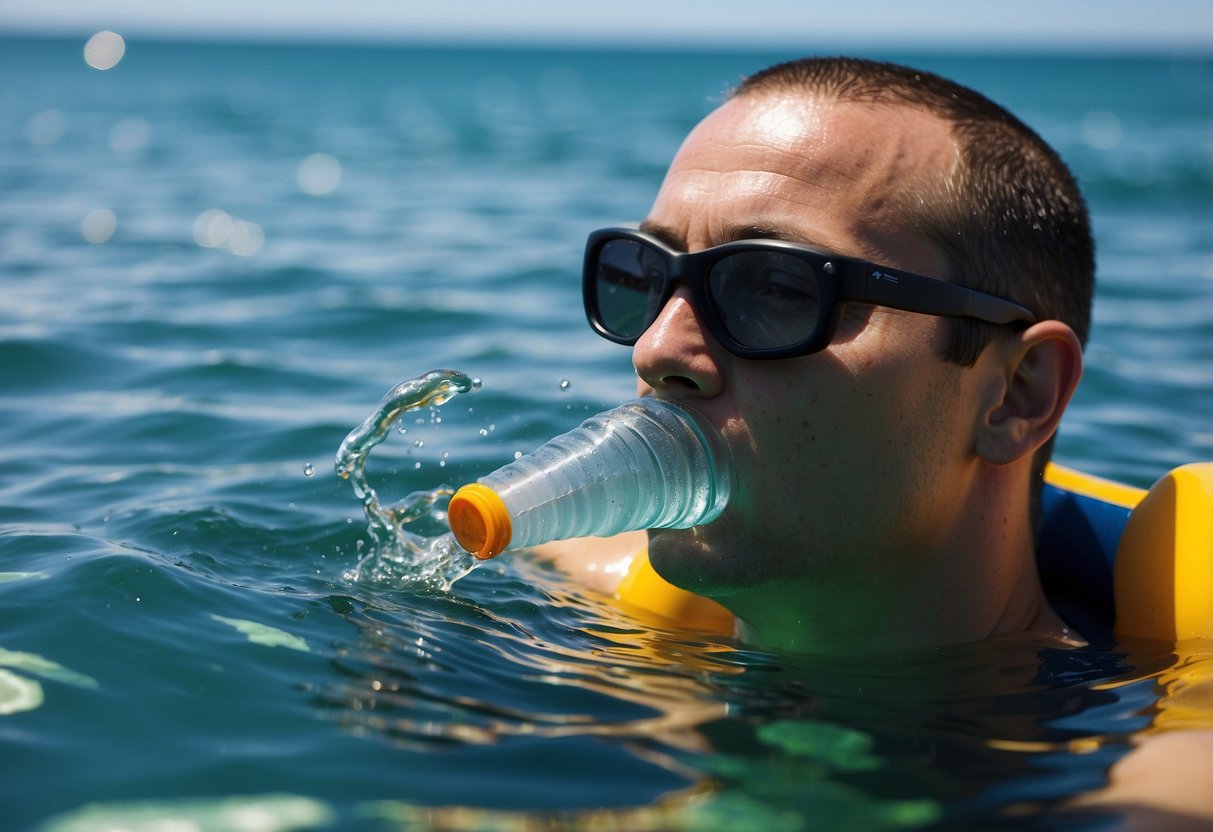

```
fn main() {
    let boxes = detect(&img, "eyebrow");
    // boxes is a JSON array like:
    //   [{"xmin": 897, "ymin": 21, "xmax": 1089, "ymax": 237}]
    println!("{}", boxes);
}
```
[
  {"xmin": 636, "ymin": 220, "xmax": 683, "ymax": 248},
  {"xmin": 724, "ymin": 224, "xmax": 807, "ymax": 244},
  {"xmin": 637, "ymin": 219, "xmax": 847, "ymax": 254}
]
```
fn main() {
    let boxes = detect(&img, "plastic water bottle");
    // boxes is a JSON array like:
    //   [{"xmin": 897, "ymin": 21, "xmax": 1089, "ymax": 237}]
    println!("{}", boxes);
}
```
[{"xmin": 447, "ymin": 397, "xmax": 733, "ymax": 559}]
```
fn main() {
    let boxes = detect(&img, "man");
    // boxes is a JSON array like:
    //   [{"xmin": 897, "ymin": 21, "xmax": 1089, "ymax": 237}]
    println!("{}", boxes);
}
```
[
  {"xmin": 540, "ymin": 57, "xmax": 1213, "ymax": 824},
  {"xmin": 546, "ymin": 56, "xmax": 1091, "ymax": 655}
]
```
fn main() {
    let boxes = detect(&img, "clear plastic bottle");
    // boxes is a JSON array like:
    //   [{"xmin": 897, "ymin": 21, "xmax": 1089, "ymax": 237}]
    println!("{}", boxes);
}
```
[{"xmin": 448, "ymin": 397, "xmax": 733, "ymax": 559}]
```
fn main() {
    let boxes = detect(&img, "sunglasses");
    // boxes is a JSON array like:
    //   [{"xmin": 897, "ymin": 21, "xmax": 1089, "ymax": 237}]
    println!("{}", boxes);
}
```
[{"xmin": 583, "ymin": 227, "xmax": 1038, "ymax": 359}]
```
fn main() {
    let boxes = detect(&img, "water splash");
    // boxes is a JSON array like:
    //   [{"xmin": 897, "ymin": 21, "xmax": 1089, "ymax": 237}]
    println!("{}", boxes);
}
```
[{"xmin": 335, "ymin": 369, "xmax": 478, "ymax": 590}]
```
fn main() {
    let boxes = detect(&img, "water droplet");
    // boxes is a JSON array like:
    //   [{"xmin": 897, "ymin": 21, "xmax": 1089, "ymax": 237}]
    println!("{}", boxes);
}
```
[
  {"xmin": 303, "ymin": 463, "xmax": 316, "ymax": 477},
  {"xmin": 478, "ymin": 428, "xmax": 488, "ymax": 437},
  {"xmin": 559, "ymin": 378, "xmax": 571, "ymax": 391},
  {"xmin": 414, "ymin": 462, "xmax": 422, "ymax": 470},
  {"xmin": 397, "ymin": 426, "xmax": 408, "ymax": 435},
  {"xmin": 514, "ymin": 451, "xmax": 523, "ymax": 460},
  {"xmin": 471, "ymin": 378, "xmax": 483, "ymax": 390},
  {"xmin": 413, "ymin": 439, "xmax": 424, "ymax": 449}
]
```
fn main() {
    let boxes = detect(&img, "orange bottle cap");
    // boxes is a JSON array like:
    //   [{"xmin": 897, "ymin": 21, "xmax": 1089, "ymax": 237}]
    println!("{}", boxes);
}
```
[{"xmin": 448, "ymin": 482, "xmax": 511, "ymax": 559}]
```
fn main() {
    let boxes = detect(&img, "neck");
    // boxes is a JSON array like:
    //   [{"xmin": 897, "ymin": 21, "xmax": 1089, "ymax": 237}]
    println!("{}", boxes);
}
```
[{"xmin": 727, "ymin": 466, "xmax": 1081, "ymax": 655}]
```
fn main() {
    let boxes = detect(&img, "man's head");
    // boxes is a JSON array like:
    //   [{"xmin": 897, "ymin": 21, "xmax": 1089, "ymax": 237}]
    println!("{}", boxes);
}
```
[
  {"xmin": 735, "ymin": 57, "xmax": 1094, "ymax": 366},
  {"xmin": 585, "ymin": 57, "xmax": 1090, "ymax": 651}
]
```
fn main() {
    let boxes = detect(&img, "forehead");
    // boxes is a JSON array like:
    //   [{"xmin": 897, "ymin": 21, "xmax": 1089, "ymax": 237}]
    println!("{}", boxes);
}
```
[{"xmin": 650, "ymin": 92, "xmax": 958, "ymax": 270}]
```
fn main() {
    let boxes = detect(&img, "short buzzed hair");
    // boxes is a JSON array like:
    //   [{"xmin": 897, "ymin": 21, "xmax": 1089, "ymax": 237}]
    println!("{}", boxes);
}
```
[{"xmin": 734, "ymin": 57, "xmax": 1094, "ymax": 367}]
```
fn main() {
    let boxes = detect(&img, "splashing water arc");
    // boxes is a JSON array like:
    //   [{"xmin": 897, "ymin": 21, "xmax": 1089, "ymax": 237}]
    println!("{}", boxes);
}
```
[{"xmin": 335, "ymin": 369, "xmax": 478, "ymax": 589}]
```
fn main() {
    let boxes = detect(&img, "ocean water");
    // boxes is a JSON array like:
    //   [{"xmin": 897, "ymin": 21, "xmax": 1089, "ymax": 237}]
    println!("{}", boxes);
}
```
[{"xmin": 1, "ymin": 35, "xmax": 1211, "ymax": 831}]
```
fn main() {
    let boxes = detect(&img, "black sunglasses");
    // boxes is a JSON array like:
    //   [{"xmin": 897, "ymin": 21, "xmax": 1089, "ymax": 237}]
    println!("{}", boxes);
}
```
[{"xmin": 583, "ymin": 227, "xmax": 1038, "ymax": 359}]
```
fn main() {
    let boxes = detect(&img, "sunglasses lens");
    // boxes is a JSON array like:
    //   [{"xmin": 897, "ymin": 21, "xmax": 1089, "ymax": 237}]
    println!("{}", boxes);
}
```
[
  {"xmin": 593, "ymin": 238, "xmax": 666, "ymax": 340},
  {"xmin": 708, "ymin": 251, "xmax": 821, "ymax": 350}
]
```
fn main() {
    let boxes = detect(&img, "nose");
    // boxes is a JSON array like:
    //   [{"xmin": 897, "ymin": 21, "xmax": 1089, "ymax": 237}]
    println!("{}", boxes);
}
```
[{"xmin": 631, "ymin": 286, "xmax": 725, "ymax": 397}]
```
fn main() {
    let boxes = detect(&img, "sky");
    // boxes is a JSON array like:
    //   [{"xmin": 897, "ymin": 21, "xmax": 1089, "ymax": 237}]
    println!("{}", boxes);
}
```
[{"xmin": 0, "ymin": 0, "xmax": 1211, "ymax": 52}]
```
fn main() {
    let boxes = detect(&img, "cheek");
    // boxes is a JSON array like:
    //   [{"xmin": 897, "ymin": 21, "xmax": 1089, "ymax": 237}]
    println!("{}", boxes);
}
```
[
  {"xmin": 728, "ymin": 349, "xmax": 968, "ymax": 545},
  {"xmin": 723, "ymin": 375, "xmax": 870, "ymax": 548},
  {"xmin": 736, "ymin": 369, "xmax": 877, "ymax": 475}
]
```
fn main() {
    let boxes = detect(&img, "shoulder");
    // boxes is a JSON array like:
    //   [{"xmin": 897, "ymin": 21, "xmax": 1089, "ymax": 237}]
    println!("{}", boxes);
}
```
[{"xmin": 529, "ymin": 530, "xmax": 647, "ymax": 596}]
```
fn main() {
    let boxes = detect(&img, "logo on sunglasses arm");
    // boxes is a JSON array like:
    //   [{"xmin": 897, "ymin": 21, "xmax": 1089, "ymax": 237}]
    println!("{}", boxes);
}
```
[{"xmin": 871, "ymin": 270, "xmax": 899, "ymax": 284}]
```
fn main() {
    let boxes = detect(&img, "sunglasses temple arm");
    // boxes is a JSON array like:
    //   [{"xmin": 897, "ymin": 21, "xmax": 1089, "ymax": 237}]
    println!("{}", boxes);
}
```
[{"xmin": 844, "ymin": 264, "xmax": 1037, "ymax": 325}]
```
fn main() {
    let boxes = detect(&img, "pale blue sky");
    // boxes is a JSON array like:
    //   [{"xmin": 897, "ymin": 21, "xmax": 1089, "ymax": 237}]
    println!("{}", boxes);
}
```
[{"xmin": 1, "ymin": 0, "xmax": 1210, "ymax": 51}]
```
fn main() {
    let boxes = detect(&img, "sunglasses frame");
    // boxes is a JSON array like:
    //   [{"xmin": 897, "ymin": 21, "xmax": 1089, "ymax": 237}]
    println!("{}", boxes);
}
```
[{"xmin": 583, "ymin": 226, "xmax": 1038, "ymax": 359}]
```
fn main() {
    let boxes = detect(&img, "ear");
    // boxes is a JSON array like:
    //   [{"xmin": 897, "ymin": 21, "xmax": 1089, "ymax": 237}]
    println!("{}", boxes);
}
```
[{"xmin": 975, "ymin": 321, "xmax": 1083, "ymax": 465}]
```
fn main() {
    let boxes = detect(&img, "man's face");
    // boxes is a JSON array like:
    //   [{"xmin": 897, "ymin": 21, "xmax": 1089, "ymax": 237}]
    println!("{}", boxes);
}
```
[{"xmin": 636, "ymin": 93, "xmax": 991, "ymax": 622}]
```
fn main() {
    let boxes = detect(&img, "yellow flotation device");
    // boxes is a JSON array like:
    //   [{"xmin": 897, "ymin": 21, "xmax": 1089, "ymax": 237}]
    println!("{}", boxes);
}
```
[
  {"xmin": 614, "ymin": 547, "xmax": 735, "ymax": 634},
  {"xmin": 616, "ymin": 461, "xmax": 1213, "ymax": 641}
]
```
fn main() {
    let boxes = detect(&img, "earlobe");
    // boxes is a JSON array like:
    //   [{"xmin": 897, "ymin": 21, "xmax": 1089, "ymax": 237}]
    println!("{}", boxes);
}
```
[{"xmin": 975, "ymin": 321, "xmax": 1083, "ymax": 465}]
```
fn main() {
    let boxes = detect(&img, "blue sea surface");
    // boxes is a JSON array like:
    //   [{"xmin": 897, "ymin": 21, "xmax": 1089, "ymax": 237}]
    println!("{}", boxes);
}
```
[{"xmin": 1, "ymin": 36, "xmax": 1211, "ymax": 831}]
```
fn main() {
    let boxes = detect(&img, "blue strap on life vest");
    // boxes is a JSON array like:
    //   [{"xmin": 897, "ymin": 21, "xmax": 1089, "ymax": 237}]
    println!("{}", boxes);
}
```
[{"xmin": 1037, "ymin": 480, "xmax": 1132, "ymax": 642}]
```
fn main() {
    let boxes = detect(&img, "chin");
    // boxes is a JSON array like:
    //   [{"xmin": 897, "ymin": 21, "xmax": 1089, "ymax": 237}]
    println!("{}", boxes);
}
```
[{"xmin": 647, "ymin": 528, "xmax": 748, "ymax": 598}]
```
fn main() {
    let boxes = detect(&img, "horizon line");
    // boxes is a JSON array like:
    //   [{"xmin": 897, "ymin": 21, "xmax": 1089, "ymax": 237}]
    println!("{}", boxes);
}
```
[{"xmin": 2, "ymin": 24, "xmax": 1211, "ymax": 57}]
